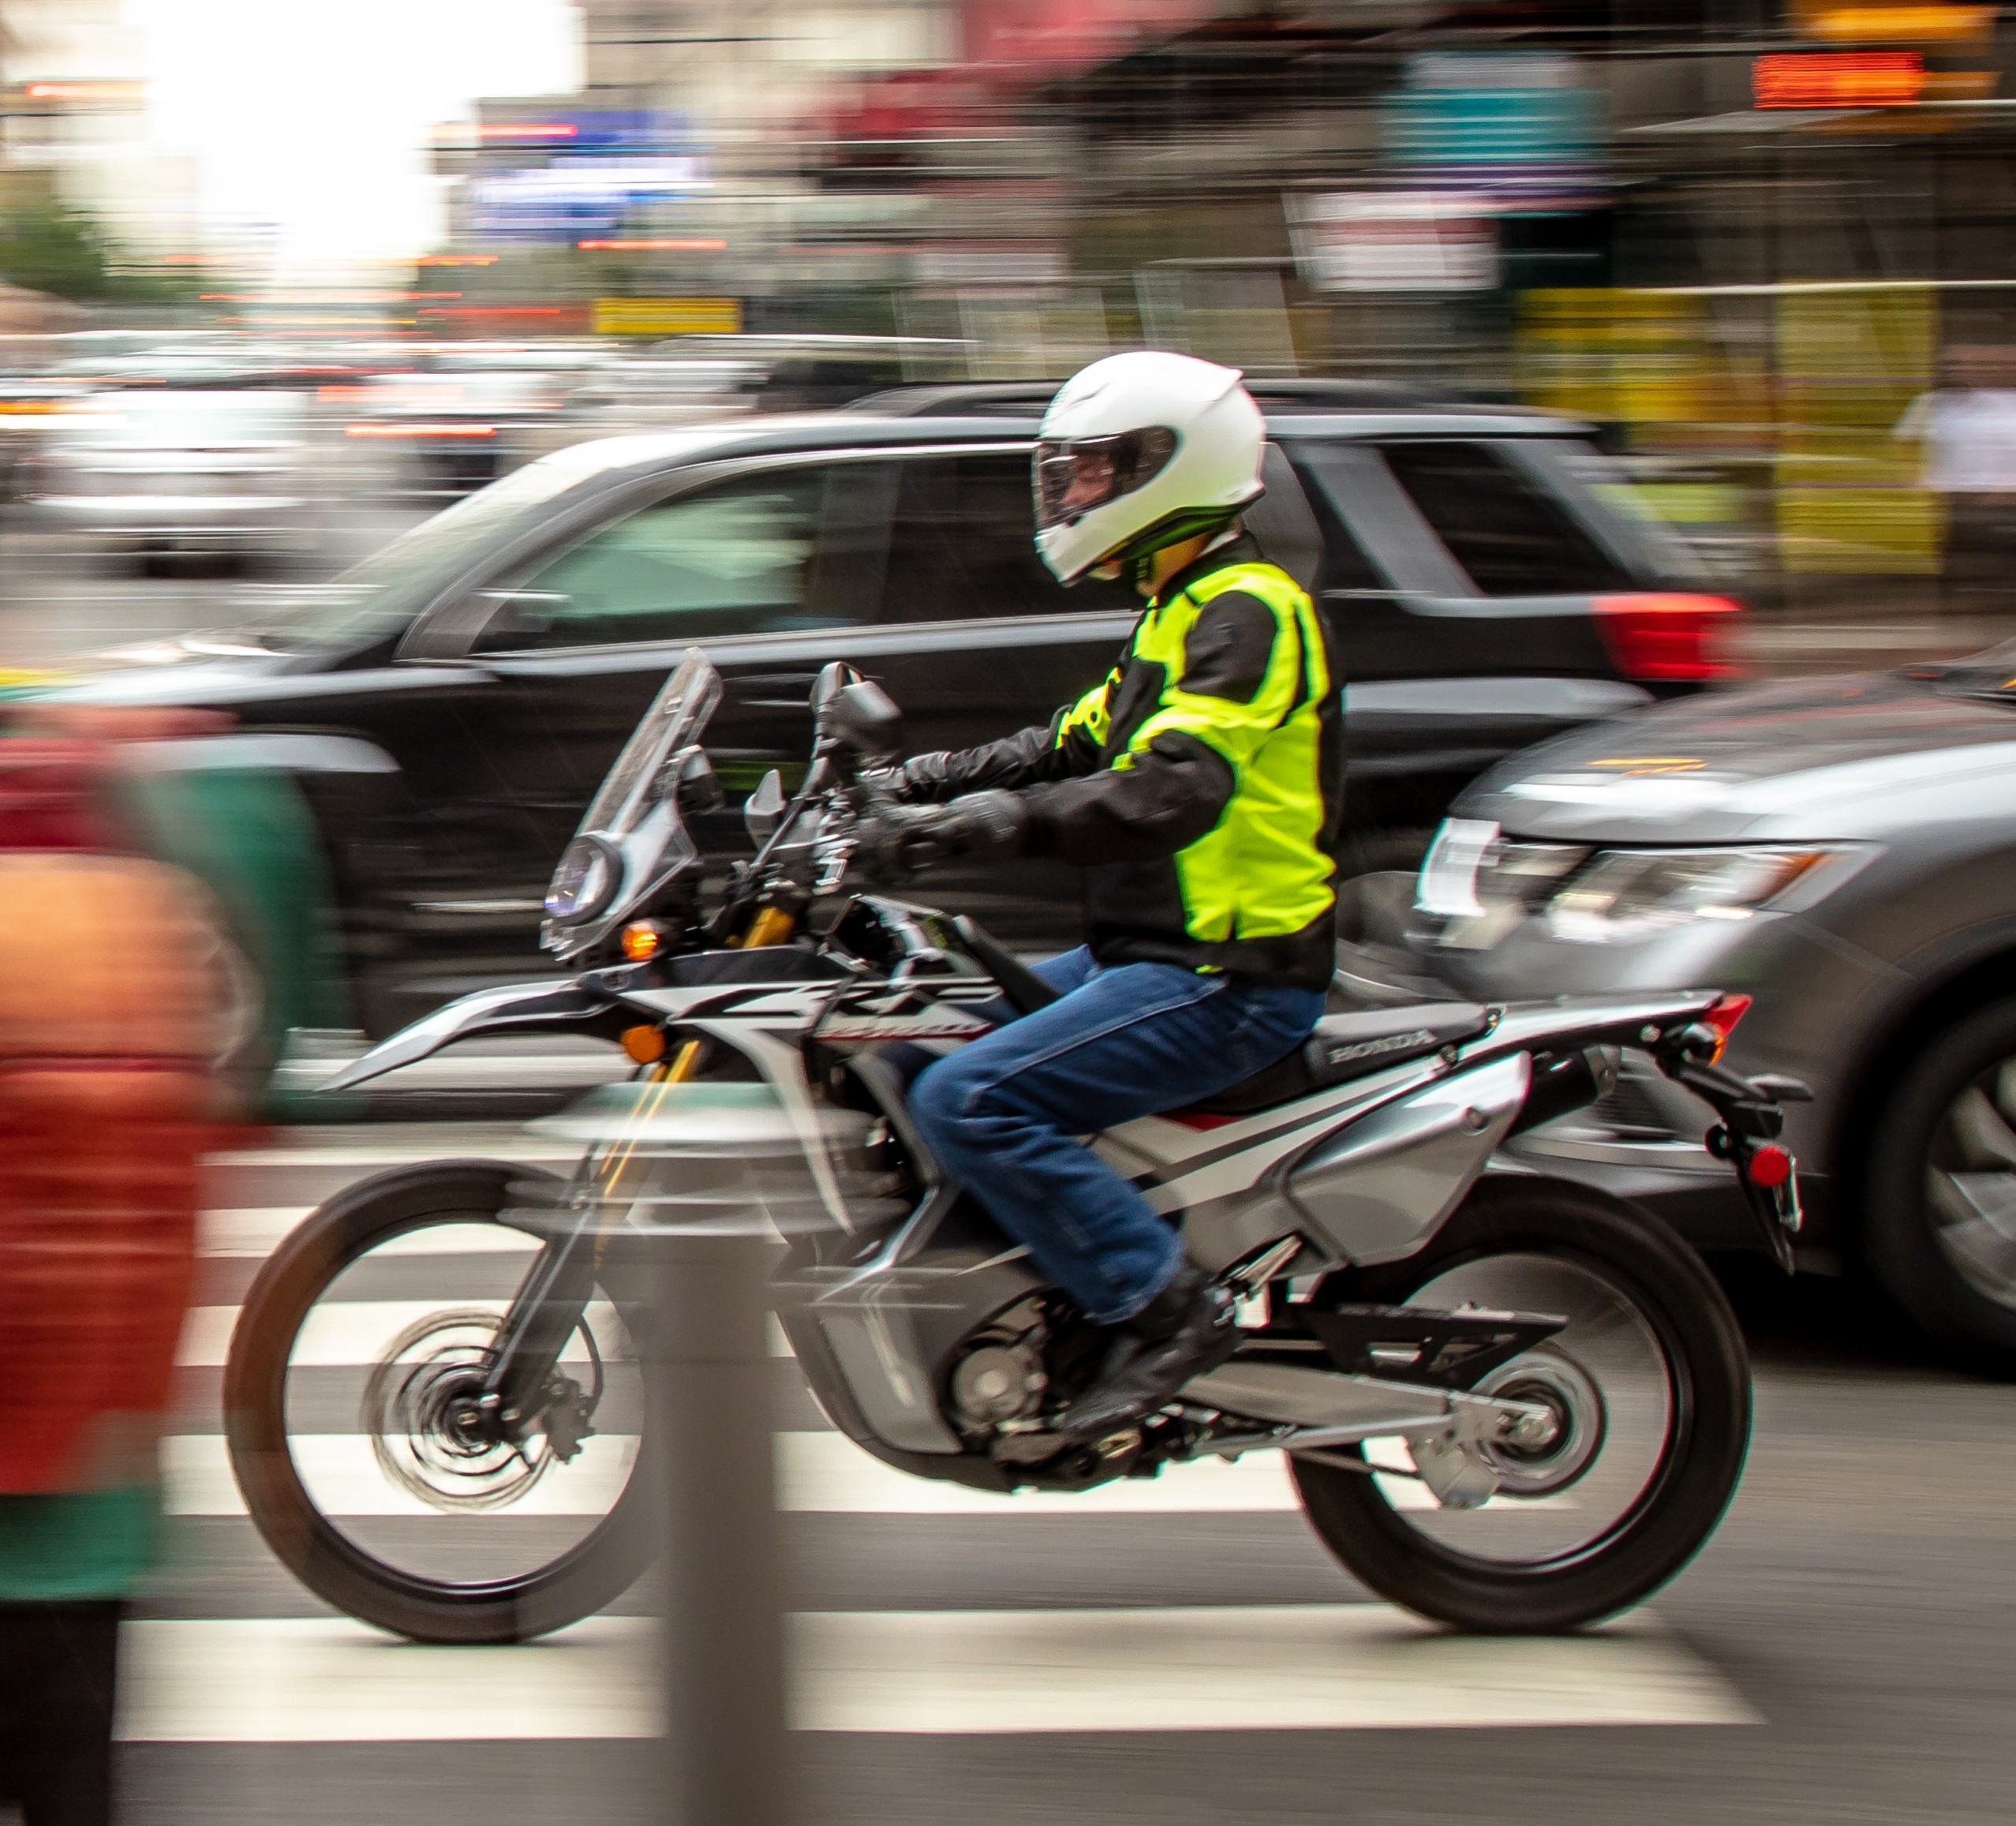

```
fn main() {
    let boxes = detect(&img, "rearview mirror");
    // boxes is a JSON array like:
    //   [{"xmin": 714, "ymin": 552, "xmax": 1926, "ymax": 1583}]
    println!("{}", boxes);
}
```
[
  {"xmin": 658, "ymin": 745, "xmax": 723, "ymax": 818},
  {"xmin": 812, "ymin": 660, "xmax": 862, "ymax": 713},
  {"xmin": 743, "ymin": 769, "xmax": 786, "ymax": 845},
  {"xmin": 825, "ymin": 680, "xmax": 903, "ymax": 756}
]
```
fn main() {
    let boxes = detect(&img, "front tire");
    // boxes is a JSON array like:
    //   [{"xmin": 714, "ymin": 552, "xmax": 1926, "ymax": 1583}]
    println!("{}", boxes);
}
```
[
  {"xmin": 223, "ymin": 1160, "xmax": 654, "ymax": 1643},
  {"xmin": 1862, "ymin": 996, "xmax": 2016, "ymax": 1373},
  {"xmin": 1292, "ymin": 1177, "xmax": 1751, "ymax": 1633}
]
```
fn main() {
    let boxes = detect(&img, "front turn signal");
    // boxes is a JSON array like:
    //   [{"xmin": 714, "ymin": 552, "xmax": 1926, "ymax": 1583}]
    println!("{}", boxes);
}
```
[
  {"xmin": 621, "ymin": 1024, "xmax": 667, "ymax": 1065},
  {"xmin": 620, "ymin": 921, "xmax": 664, "ymax": 961}
]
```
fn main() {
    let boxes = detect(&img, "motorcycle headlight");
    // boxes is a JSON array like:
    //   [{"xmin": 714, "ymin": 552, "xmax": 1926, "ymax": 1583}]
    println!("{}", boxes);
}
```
[
  {"xmin": 1545, "ymin": 846, "xmax": 1835, "ymax": 944},
  {"xmin": 544, "ymin": 835, "xmax": 620, "ymax": 923}
]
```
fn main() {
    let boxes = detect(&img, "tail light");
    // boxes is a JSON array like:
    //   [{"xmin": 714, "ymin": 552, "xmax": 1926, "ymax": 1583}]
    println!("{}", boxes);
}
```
[
  {"xmin": 344, "ymin": 422, "xmax": 498, "ymax": 440},
  {"xmin": 1593, "ymin": 593, "xmax": 1744, "ymax": 683}
]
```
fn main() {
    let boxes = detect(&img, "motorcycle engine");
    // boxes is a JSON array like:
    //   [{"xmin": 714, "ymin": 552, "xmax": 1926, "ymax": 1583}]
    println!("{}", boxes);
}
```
[{"xmin": 949, "ymin": 1339, "xmax": 1047, "ymax": 1431}]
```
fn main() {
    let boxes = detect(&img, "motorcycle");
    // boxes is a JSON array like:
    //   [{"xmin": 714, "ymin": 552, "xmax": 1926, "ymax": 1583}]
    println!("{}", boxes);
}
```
[{"xmin": 224, "ymin": 649, "xmax": 1806, "ymax": 1645}]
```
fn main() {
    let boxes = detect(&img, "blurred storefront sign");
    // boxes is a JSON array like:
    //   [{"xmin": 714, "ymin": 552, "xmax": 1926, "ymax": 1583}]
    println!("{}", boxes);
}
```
[
  {"xmin": 1790, "ymin": 0, "xmax": 1994, "ymax": 38},
  {"xmin": 963, "ymin": 0, "xmax": 1218, "ymax": 77},
  {"xmin": 1381, "ymin": 52, "xmax": 1608, "ymax": 205},
  {"xmin": 454, "ymin": 107, "xmax": 709, "ymax": 245},
  {"xmin": 469, "ymin": 158, "xmax": 709, "ymax": 243},
  {"xmin": 1290, "ymin": 193, "xmax": 1498, "ymax": 294},
  {"xmin": 1753, "ymin": 51, "xmax": 1928, "ymax": 107},
  {"xmin": 1775, "ymin": 284, "xmax": 1939, "ymax": 575},
  {"xmin": 594, "ymin": 297, "xmax": 743, "ymax": 336}
]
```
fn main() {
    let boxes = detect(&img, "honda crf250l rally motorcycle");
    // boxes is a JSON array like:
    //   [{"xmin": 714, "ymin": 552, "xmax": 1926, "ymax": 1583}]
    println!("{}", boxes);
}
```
[{"xmin": 224, "ymin": 651, "xmax": 1805, "ymax": 1645}]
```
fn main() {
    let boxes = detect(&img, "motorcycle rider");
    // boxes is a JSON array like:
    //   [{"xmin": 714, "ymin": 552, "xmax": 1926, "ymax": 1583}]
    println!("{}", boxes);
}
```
[{"xmin": 858, "ymin": 350, "xmax": 1344, "ymax": 1441}]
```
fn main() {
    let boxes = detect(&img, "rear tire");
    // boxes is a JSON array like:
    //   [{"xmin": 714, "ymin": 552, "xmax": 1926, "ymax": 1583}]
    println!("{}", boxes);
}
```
[
  {"xmin": 1292, "ymin": 1177, "xmax": 1751, "ymax": 1633},
  {"xmin": 223, "ymin": 1160, "xmax": 655, "ymax": 1643}
]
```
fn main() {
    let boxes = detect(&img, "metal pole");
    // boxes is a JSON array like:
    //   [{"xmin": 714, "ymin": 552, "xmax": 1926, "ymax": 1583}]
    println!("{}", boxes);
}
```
[{"xmin": 649, "ymin": 1229, "xmax": 791, "ymax": 1826}]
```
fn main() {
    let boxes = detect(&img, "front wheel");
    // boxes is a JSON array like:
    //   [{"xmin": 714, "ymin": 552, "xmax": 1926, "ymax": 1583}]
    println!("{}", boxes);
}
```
[
  {"xmin": 1860, "ymin": 997, "xmax": 2016, "ymax": 1373},
  {"xmin": 223, "ymin": 1161, "xmax": 654, "ymax": 1644},
  {"xmin": 1292, "ymin": 1178, "xmax": 1751, "ymax": 1633}
]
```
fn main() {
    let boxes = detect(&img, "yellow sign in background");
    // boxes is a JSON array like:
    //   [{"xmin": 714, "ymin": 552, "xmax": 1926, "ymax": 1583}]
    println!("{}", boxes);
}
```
[{"xmin": 593, "ymin": 297, "xmax": 742, "ymax": 337}]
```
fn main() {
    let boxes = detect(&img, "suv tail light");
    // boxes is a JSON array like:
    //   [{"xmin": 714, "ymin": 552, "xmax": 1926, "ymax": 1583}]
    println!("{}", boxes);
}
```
[{"xmin": 1593, "ymin": 593, "xmax": 1744, "ymax": 683}]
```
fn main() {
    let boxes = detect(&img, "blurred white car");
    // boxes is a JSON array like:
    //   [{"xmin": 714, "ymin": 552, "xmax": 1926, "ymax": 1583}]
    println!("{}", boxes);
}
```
[{"xmin": 26, "ymin": 390, "xmax": 315, "ymax": 571}]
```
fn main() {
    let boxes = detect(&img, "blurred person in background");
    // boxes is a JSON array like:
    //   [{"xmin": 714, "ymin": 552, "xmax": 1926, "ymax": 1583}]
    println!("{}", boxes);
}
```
[
  {"xmin": 0, "ymin": 718, "xmax": 230, "ymax": 1825},
  {"xmin": 858, "ymin": 351, "xmax": 1343, "ymax": 1441},
  {"xmin": 1896, "ymin": 343, "xmax": 2016, "ymax": 627}
]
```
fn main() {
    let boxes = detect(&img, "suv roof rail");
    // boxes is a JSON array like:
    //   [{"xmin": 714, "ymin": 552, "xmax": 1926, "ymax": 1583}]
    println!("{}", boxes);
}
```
[
  {"xmin": 847, "ymin": 382, "xmax": 1060, "ymax": 417},
  {"xmin": 849, "ymin": 376, "xmax": 1479, "ymax": 419}
]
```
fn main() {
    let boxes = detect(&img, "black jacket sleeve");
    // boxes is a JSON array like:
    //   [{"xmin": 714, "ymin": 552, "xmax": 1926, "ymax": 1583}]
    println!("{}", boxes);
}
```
[
  {"xmin": 896, "ymin": 654, "xmax": 1124, "ymax": 799},
  {"xmin": 897, "ymin": 714, "xmax": 1084, "ymax": 800},
  {"xmin": 1019, "ymin": 731, "xmax": 1234, "ymax": 866}
]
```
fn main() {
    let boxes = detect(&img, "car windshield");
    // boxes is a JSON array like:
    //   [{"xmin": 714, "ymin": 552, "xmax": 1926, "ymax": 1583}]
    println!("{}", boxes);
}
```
[{"xmin": 241, "ymin": 442, "xmax": 638, "ymax": 651}]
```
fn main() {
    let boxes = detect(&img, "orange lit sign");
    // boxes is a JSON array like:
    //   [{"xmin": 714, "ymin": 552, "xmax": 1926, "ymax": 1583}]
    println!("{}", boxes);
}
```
[
  {"xmin": 1809, "ymin": 4, "xmax": 1992, "ymax": 37},
  {"xmin": 417, "ymin": 254, "xmax": 499, "ymax": 267},
  {"xmin": 1754, "ymin": 51, "xmax": 1925, "ymax": 105}
]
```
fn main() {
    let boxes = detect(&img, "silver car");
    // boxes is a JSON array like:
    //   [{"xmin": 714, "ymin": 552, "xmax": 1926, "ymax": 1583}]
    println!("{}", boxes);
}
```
[
  {"xmin": 28, "ymin": 389, "xmax": 315, "ymax": 569},
  {"xmin": 1367, "ymin": 653, "xmax": 2016, "ymax": 1371}
]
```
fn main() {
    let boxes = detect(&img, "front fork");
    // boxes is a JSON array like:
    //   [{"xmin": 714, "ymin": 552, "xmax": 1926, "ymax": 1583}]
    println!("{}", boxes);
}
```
[
  {"xmin": 479, "ymin": 908, "xmax": 800, "ymax": 1442},
  {"xmin": 477, "ymin": 1038, "xmax": 712, "ymax": 1437}
]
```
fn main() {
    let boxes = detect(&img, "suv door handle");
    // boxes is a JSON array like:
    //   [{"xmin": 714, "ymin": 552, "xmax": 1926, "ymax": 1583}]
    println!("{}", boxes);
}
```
[{"xmin": 731, "ymin": 671, "xmax": 821, "ymax": 708}]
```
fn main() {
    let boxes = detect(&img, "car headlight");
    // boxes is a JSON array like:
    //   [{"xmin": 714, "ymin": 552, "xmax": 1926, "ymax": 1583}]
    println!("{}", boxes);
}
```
[{"xmin": 1544, "ymin": 846, "xmax": 1835, "ymax": 943}]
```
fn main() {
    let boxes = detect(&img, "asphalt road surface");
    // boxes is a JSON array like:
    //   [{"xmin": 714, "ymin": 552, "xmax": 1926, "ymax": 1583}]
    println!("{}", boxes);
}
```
[{"xmin": 106, "ymin": 1121, "xmax": 2016, "ymax": 1826}]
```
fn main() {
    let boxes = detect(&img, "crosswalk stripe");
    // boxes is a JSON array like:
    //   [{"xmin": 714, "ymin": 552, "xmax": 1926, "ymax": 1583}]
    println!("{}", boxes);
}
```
[
  {"xmin": 177, "ymin": 1298, "xmax": 794, "ymax": 1366},
  {"xmin": 208, "ymin": 1143, "xmax": 576, "ymax": 1168},
  {"xmin": 116, "ymin": 1607, "xmax": 1756, "ymax": 1741},
  {"xmin": 197, "ymin": 1211, "xmax": 540, "ymax": 1259},
  {"xmin": 162, "ymin": 1429, "xmax": 1291, "ymax": 1517},
  {"xmin": 164, "ymin": 1429, "xmax": 1553, "ymax": 1517}
]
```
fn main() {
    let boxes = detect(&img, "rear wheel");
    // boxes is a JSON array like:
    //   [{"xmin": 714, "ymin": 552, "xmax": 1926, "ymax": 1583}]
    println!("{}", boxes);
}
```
[
  {"xmin": 223, "ymin": 1160, "xmax": 653, "ymax": 1643},
  {"xmin": 1863, "ymin": 997, "xmax": 2016, "ymax": 1372},
  {"xmin": 1291, "ymin": 1178, "xmax": 1750, "ymax": 1633}
]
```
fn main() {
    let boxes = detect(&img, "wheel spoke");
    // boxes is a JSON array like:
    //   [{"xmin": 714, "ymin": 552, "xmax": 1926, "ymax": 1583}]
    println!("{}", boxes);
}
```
[
  {"xmin": 1927, "ymin": 1168, "xmax": 2016, "ymax": 1304},
  {"xmin": 283, "ymin": 1217, "xmax": 643, "ymax": 1585},
  {"xmin": 1946, "ymin": 1086, "xmax": 2016, "ymax": 1171},
  {"xmin": 1363, "ymin": 1252, "xmax": 1673, "ymax": 1568}
]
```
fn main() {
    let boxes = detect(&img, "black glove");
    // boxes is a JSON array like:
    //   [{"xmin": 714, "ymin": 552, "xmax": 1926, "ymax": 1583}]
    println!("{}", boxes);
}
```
[
  {"xmin": 852, "ymin": 790, "xmax": 1027, "ymax": 885},
  {"xmin": 860, "ymin": 751, "xmax": 955, "ymax": 806}
]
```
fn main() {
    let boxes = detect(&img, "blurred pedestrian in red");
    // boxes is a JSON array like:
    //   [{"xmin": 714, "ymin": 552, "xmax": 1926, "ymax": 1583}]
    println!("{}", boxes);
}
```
[{"xmin": 0, "ymin": 728, "xmax": 230, "ymax": 1824}]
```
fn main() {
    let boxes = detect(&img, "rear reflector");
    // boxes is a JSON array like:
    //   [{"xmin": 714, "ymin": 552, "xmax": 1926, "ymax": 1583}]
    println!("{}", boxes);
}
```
[
  {"xmin": 1702, "ymin": 992, "xmax": 1752, "ymax": 1062},
  {"xmin": 1593, "ymin": 593, "xmax": 1744, "ymax": 683},
  {"xmin": 1747, "ymin": 1143, "xmax": 1793, "ymax": 1188}
]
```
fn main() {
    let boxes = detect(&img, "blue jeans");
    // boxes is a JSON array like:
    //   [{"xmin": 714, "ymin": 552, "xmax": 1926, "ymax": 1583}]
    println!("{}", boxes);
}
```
[{"xmin": 906, "ymin": 948, "xmax": 1325, "ymax": 1325}]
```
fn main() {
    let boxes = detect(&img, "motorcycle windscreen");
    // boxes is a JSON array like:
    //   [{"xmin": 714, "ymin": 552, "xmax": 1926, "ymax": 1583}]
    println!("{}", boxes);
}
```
[{"xmin": 542, "ymin": 647, "xmax": 723, "ymax": 961}]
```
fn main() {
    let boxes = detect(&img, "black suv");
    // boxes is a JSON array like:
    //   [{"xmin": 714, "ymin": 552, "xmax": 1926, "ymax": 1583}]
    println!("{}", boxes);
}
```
[{"xmin": 57, "ymin": 380, "xmax": 1728, "ymax": 1035}]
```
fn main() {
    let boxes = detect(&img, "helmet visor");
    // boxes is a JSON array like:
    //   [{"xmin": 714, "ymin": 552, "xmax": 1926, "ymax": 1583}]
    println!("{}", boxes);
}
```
[{"xmin": 1034, "ymin": 427, "xmax": 1177, "ymax": 531}]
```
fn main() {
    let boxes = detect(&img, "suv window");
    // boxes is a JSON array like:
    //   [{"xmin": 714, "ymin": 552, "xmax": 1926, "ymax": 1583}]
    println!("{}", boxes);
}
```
[
  {"xmin": 1378, "ymin": 440, "xmax": 1633, "ymax": 596},
  {"xmin": 475, "ymin": 466, "xmax": 860, "ymax": 651},
  {"xmin": 881, "ymin": 451, "xmax": 1133, "ymax": 623}
]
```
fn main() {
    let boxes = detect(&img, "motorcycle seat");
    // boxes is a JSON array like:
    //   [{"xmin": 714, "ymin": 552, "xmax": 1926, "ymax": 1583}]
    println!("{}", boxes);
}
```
[{"xmin": 1179, "ymin": 1002, "xmax": 1495, "ymax": 1118}]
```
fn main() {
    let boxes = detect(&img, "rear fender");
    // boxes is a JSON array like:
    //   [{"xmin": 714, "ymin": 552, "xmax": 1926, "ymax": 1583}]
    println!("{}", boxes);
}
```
[{"xmin": 320, "ymin": 982, "xmax": 622, "ymax": 1094}]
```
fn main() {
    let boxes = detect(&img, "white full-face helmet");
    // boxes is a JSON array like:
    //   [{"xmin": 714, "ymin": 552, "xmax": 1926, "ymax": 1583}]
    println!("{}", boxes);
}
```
[{"xmin": 1034, "ymin": 350, "xmax": 1265, "ymax": 586}]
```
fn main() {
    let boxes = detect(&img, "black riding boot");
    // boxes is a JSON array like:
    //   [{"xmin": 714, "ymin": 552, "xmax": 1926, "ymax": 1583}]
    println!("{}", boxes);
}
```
[{"xmin": 1060, "ymin": 1261, "xmax": 1239, "ymax": 1440}]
